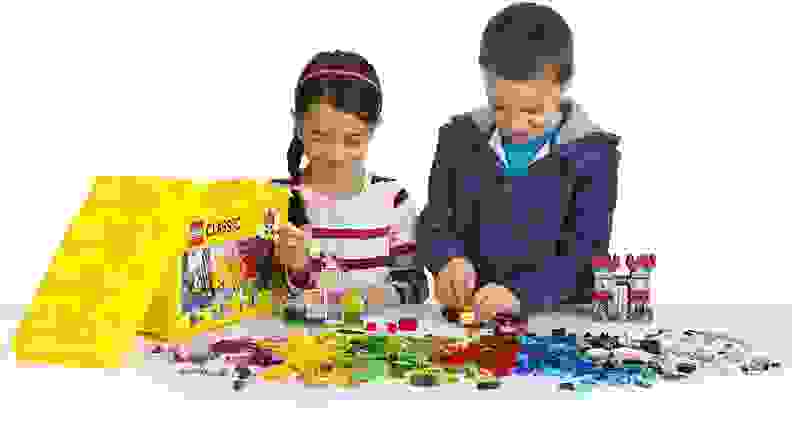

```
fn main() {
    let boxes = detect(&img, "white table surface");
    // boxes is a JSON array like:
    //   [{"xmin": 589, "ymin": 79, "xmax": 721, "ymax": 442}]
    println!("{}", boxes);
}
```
[{"xmin": 92, "ymin": 303, "xmax": 788, "ymax": 404}]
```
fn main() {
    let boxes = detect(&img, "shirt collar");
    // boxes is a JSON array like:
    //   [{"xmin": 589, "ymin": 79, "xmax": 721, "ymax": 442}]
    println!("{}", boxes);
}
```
[{"xmin": 489, "ymin": 128, "xmax": 555, "ymax": 167}]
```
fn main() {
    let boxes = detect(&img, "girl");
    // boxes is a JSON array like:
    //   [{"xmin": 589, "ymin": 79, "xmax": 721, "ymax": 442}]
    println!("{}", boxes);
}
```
[{"xmin": 272, "ymin": 50, "xmax": 427, "ymax": 313}]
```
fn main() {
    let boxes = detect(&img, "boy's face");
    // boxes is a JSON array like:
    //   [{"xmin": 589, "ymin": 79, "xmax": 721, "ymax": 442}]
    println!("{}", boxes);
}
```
[
  {"xmin": 302, "ymin": 99, "xmax": 370, "ymax": 172},
  {"xmin": 491, "ymin": 65, "xmax": 562, "ymax": 137}
]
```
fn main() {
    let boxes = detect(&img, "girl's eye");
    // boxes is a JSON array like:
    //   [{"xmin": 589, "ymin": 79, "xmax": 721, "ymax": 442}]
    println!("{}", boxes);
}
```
[
  {"xmin": 520, "ymin": 108, "xmax": 540, "ymax": 114},
  {"xmin": 494, "ymin": 106, "xmax": 505, "ymax": 112}
]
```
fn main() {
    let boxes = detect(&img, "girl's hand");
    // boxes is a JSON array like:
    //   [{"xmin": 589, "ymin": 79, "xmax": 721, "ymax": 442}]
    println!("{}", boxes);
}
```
[
  {"xmin": 271, "ymin": 287, "xmax": 290, "ymax": 305},
  {"xmin": 275, "ymin": 222, "xmax": 307, "ymax": 271},
  {"xmin": 303, "ymin": 289, "xmax": 323, "ymax": 305},
  {"xmin": 366, "ymin": 287, "xmax": 387, "ymax": 306}
]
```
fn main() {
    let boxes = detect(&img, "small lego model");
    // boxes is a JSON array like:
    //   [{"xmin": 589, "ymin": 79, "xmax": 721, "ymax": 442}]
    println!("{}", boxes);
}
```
[
  {"xmin": 591, "ymin": 253, "xmax": 656, "ymax": 322},
  {"xmin": 740, "ymin": 352, "xmax": 781, "ymax": 375},
  {"xmin": 608, "ymin": 265, "xmax": 630, "ymax": 322},
  {"xmin": 232, "ymin": 365, "xmax": 253, "ymax": 391},
  {"xmin": 591, "ymin": 255, "xmax": 613, "ymax": 321},
  {"xmin": 626, "ymin": 254, "xmax": 655, "ymax": 321}
]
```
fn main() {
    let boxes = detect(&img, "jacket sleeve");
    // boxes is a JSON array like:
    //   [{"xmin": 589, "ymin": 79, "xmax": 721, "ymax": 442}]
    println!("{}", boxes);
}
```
[{"xmin": 416, "ymin": 121, "xmax": 469, "ymax": 276}]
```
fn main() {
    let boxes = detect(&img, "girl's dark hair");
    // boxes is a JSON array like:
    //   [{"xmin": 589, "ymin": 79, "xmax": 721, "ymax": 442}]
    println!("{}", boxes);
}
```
[{"xmin": 287, "ymin": 50, "xmax": 383, "ymax": 177}]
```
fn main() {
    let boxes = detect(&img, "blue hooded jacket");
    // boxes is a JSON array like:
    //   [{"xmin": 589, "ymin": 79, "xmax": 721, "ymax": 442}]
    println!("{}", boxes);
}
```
[{"xmin": 416, "ymin": 99, "xmax": 621, "ymax": 314}]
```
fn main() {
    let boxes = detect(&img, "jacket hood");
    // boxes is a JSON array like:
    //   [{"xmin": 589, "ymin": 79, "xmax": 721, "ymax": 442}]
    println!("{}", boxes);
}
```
[{"xmin": 468, "ymin": 98, "xmax": 603, "ymax": 145}]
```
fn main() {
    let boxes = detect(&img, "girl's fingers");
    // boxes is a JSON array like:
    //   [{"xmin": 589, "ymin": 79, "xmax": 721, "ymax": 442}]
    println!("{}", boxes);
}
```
[
  {"xmin": 434, "ymin": 274, "xmax": 451, "ymax": 306},
  {"xmin": 447, "ymin": 274, "xmax": 459, "ymax": 308},
  {"xmin": 277, "ymin": 223, "xmax": 304, "ymax": 240},
  {"xmin": 456, "ymin": 277, "xmax": 472, "ymax": 308}
]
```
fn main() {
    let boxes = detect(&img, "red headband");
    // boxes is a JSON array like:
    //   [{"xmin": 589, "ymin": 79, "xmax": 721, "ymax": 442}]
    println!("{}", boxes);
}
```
[{"xmin": 300, "ymin": 63, "xmax": 379, "ymax": 90}]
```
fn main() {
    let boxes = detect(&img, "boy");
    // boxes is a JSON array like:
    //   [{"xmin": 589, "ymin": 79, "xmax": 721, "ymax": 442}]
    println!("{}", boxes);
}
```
[{"xmin": 416, "ymin": 3, "xmax": 621, "ymax": 320}]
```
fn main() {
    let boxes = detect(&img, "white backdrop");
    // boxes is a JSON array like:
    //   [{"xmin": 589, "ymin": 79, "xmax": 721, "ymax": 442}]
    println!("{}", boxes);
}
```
[{"xmin": 0, "ymin": 0, "xmax": 790, "ymax": 444}]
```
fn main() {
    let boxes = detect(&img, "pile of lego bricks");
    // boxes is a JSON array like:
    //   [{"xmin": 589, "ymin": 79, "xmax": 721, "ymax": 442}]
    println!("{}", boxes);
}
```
[{"xmin": 137, "ymin": 312, "xmax": 783, "ymax": 394}]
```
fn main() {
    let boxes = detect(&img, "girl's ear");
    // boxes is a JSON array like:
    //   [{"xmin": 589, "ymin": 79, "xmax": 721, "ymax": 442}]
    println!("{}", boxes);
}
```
[
  {"xmin": 293, "ymin": 114, "xmax": 304, "ymax": 142},
  {"xmin": 367, "ymin": 122, "xmax": 380, "ymax": 142}
]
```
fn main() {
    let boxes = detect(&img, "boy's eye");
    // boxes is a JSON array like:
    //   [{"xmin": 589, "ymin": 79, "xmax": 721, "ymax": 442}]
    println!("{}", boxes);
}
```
[
  {"xmin": 520, "ymin": 107, "xmax": 541, "ymax": 114},
  {"xmin": 494, "ymin": 106, "xmax": 505, "ymax": 112}
]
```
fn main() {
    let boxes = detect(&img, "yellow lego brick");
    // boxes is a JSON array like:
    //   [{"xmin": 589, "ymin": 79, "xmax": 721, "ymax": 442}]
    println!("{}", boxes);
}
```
[{"xmin": 258, "ymin": 363, "xmax": 294, "ymax": 381}]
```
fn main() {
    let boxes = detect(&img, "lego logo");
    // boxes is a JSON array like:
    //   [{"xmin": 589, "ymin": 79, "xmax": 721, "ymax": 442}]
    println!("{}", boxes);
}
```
[{"xmin": 189, "ymin": 221, "xmax": 205, "ymax": 245}]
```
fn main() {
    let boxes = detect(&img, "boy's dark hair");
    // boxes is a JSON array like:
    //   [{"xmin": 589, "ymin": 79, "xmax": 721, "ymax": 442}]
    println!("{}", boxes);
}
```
[
  {"xmin": 287, "ymin": 50, "xmax": 382, "ymax": 177},
  {"xmin": 479, "ymin": 2, "xmax": 573, "ymax": 84}
]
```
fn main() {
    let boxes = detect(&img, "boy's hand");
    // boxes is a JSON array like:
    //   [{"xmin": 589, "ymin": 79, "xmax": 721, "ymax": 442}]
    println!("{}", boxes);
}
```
[
  {"xmin": 434, "ymin": 257, "xmax": 476, "ymax": 308},
  {"xmin": 473, "ymin": 285, "xmax": 516, "ymax": 321},
  {"xmin": 274, "ymin": 222, "xmax": 307, "ymax": 271}
]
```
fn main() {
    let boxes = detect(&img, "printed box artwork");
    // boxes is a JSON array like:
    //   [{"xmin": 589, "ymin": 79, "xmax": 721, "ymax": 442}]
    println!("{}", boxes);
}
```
[
  {"xmin": 591, "ymin": 253, "xmax": 656, "ymax": 322},
  {"xmin": 178, "ymin": 209, "xmax": 281, "ymax": 327},
  {"xmin": 140, "ymin": 181, "xmax": 290, "ymax": 343}
]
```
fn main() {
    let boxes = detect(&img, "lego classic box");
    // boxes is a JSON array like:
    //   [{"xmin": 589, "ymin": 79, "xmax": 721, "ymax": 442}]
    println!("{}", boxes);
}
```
[{"xmin": 12, "ymin": 176, "xmax": 289, "ymax": 369}]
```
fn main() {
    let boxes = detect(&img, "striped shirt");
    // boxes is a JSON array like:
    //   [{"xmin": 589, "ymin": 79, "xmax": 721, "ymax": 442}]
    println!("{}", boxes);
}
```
[{"xmin": 272, "ymin": 172, "xmax": 425, "ymax": 305}]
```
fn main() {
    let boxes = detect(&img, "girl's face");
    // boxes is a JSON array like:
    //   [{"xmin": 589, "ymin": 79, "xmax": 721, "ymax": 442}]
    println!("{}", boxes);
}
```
[{"xmin": 301, "ymin": 99, "xmax": 370, "ymax": 171}]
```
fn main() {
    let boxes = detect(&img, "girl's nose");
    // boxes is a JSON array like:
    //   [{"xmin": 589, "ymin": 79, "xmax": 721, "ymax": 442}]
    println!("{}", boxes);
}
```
[{"xmin": 324, "ymin": 145, "xmax": 347, "ymax": 162}]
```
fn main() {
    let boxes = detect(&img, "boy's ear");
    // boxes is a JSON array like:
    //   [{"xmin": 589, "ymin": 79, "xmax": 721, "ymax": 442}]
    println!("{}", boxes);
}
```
[{"xmin": 544, "ymin": 63, "xmax": 562, "ymax": 85}]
